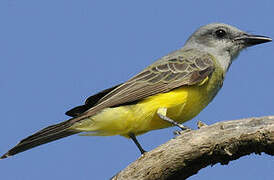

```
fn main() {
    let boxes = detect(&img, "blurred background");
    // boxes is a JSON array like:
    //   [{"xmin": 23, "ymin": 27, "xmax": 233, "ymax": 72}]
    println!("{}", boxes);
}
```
[{"xmin": 0, "ymin": 0, "xmax": 273, "ymax": 179}]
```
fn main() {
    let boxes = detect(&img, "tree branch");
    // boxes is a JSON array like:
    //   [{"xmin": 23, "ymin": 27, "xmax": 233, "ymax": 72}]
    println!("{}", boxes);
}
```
[{"xmin": 111, "ymin": 116, "xmax": 274, "ymax": 180}]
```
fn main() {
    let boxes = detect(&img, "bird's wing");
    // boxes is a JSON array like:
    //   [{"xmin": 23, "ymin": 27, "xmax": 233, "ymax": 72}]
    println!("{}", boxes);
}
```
[{"xmin": 75, "ymin": 50, "xmax": 216, "ymax": 120}]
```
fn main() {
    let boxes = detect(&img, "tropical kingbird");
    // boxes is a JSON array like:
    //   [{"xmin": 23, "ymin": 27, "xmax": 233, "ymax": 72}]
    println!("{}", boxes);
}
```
[{"xmin": 1, "ymin": 23, "xmax": 271, "ymax": 158}]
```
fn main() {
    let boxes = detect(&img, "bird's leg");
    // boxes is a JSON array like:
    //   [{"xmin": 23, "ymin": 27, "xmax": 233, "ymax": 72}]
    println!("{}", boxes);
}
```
[
  {"xmin": 129, "ymin": 133, "xmax": 146, "ymax": 154},
  {"xmin": 157, "ymin": 107, "xmax": 190, "ymax": 131}
]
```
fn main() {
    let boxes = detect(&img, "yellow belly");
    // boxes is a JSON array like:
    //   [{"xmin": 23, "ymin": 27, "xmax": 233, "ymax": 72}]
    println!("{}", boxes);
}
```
[
  {"xmin": 71, "ymin": 82, "xmax": 217, "ymax": 137},
  {"xmin": 71, "ymin": 64, "xmax": 224, "ymax": 137}
]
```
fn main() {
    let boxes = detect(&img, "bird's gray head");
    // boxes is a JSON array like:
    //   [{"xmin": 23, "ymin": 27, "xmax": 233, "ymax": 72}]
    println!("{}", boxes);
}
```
[{"xmin": 183, "ymin": 23, "xmax": 272, "ymax": 71}]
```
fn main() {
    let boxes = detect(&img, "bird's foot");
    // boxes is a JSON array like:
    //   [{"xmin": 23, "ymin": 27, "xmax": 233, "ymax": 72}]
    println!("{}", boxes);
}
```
[{"xmin": 197, "ymin": 120, "xmax": 208, "ymax": 129}]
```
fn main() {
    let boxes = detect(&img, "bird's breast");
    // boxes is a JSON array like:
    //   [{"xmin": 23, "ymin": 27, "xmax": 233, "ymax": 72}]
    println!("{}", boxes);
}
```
[
  {"xmin": 131, "ymin": 66, "xmax": 225, "ymax": 133},
  {"xmin": 72, "ymin": 66, "xmax": 225, "ymax": 137}
]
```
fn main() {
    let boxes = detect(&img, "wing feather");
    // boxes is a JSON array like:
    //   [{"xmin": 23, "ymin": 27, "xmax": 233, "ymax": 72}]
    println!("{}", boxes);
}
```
[{"xmin": 73, "ymin": 50, "xmax": 216, "ymax": 120}]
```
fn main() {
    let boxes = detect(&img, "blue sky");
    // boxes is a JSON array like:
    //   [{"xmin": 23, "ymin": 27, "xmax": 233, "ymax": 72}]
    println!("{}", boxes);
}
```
[{"xmin": 1, "ymin": 0, "xmax": 273, "ymax": 179}]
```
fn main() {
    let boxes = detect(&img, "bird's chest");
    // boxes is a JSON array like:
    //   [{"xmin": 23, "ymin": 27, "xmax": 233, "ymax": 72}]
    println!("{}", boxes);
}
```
[
  {"xmin": 131, "ymin": 68, "xmax": 224, "ymax": 132},
  {"xmin": 168, "ymin": 69, "xmax": 224, "ymax": 122}
]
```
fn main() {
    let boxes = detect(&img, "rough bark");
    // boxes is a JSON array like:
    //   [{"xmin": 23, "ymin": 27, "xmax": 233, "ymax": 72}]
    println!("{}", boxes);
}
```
[{"xmin": 111, "ymin": 116, "xmax": 274, "ymax": 180}]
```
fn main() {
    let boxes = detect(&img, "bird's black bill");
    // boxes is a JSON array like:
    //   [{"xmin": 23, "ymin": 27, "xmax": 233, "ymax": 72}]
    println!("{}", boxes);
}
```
[{"xmin": 235, "ymin": 34, "xmax": 272, "ymax": 46}]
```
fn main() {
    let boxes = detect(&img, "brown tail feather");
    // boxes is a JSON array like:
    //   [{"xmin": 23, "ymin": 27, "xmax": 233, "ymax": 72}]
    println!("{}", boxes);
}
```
[{"xmin": 1, "ymin": 120, "xmax": 79, "ymax": 159}]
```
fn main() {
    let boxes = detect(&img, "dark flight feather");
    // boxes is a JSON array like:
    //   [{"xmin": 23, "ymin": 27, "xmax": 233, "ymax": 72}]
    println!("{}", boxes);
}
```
[{"xmin": 66, "ymin": 84, "xmax": 121, "ymax": 117}]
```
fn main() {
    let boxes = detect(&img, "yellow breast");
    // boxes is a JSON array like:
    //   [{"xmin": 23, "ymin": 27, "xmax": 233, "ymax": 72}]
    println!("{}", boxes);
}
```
[
  {"xmin": 72, "ymin": 65, "xmax": 224, "ymax": 137},
  {"xmin": 129, "ymin": 80, "xmax": 219, "ymax": 134}
]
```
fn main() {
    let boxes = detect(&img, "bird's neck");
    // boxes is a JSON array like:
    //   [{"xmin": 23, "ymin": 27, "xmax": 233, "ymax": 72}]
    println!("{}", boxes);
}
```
[
  {"xmin": 182, "ymin": 45, "xmax": 232, "ymax": 73},
  {"xmin": 211, "ymin": 51, "xmax": 232, "ymax": 73}
]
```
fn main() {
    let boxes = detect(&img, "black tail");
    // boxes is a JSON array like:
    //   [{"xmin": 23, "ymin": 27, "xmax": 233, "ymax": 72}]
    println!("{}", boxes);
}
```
[{"xmin": 1, "ymin": 120, "xmax": 79, "ymax": 159}]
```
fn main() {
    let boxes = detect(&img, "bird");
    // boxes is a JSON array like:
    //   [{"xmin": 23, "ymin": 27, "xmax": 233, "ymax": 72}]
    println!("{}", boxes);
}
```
[{"xmin": 1, "ymin": 23, "xmax": 271, "ymax": 159}]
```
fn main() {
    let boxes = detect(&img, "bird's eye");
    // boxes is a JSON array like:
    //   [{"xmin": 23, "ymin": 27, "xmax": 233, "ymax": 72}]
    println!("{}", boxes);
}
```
[{"xmin": 215, "ymin": 29, "xmax": 227, "ymax": 38}]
